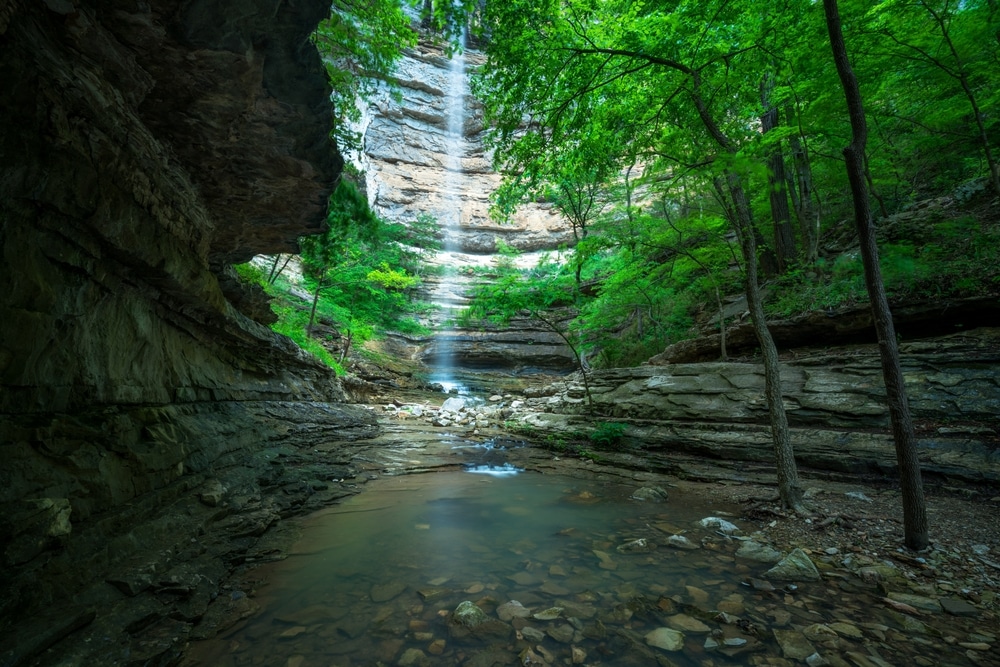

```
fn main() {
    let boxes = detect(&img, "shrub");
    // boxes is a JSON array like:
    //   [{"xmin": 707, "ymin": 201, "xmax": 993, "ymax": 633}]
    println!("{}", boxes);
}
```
[
  {"xmin": 234, "ymin": 262, "xmax": 267, "ymax": 287},
  {"xmin": 589, "ymin": 421, "xmax": 628, "ymax": 450},
  {"xmin": 271, "ymin": 301, "xmax": 345, "ymax": 375}
]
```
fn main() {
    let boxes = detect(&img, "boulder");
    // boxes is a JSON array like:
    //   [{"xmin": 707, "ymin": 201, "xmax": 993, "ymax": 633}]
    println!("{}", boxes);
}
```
[
  {"xmin": 764, "ymin": 548, "xmax": 822, "ymax": 582},
  {"xmin": 736, "ymin": 541, "xmax": 784, "ymax": 564},
  {"xmin": 452, "ymin": 601, "xmax": 489, "ymax": 628},
  {"xmin": 645, "ymin": 627, "xmax": 685, "ymax": 651},
  {"xmin": 630, "ymin": 486, "xmax": 669, "ymax": 502}
]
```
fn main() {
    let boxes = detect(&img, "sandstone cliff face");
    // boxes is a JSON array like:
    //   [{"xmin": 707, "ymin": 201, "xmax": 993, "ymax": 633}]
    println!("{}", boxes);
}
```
[
  {"xmin": 360, "ymin": 42, "xmax": 574, "ymax": 254},
  {"xmin": 357, "ymin": 40, "xmax": 578, "ymax": 374},
  {"xmin": 0, "ymin": 0, "xmax": 375, "ymax": 639}
]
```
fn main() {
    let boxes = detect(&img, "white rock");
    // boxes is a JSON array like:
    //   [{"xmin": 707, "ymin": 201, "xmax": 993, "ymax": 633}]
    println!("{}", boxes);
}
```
[
  {"xmin": 645, "ymin": 627, "xmax": 685, "ymax": 651},
  {"xmin": 666, "ymin": 535, "xmax": 699, "ymax": 550},
  {"xmin": 441, "ymin": 397, "xmax": 466, "ymax": 412},
  {"xmin": 698, "ymin": 517, "xmax": 740, "ymax": 534}
]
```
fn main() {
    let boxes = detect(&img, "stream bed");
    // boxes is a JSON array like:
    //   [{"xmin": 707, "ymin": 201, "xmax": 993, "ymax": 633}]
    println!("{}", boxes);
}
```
[{"xmin": 180, "ymin": 428, "xmax": 994, "ymax": 667}]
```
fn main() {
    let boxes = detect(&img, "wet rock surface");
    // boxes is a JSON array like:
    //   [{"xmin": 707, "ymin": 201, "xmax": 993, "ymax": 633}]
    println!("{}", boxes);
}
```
[
  {"xmin": 360, "ymin": 42, "xmax": 573, "ymax": 254},
  {"xmin": 0, "ymin": 402, "xmax": 380, "ymax": 666},
  {"xmin": 174, "ymin": 407, "xmax": 998, "ymax": 667},
  {"xmin": 0, "ymin": 1, "xmax": 361, "ymax": 663},
  {"xmin": 356, "ymin": 37, "xmax": 579, "ymax": 376},
  {"xmin": 2, "ymin": 393, "xmax": 996, "ymax": 666}
]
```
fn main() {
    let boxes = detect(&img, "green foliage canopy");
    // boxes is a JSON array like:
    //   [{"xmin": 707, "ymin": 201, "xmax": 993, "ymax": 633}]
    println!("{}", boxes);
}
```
[{"xmin": 300, "ymin": 180, "xmax": 435, "ymax": 362}]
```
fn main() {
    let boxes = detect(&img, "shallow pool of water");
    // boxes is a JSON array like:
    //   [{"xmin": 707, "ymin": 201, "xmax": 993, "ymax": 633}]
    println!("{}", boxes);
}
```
[{"xmin": 183, "ymin": 470, "xmax": 989, "ymax": 667}]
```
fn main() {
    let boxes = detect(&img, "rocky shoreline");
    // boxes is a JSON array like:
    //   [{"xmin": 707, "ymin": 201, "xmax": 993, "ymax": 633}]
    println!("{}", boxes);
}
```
[
  {"xmin": 1, "ymin": 390, "xmax": 996, "ymax": 666},
  {"xmin": 3, "ymin": 321, "xmax": 998, "ymax": 665}
]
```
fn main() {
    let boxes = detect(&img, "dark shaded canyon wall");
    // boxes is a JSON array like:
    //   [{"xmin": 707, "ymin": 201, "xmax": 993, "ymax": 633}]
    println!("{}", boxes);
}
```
[{"xmin": 0, "ymin": 0, "xmax": 374, "ymax": 585}]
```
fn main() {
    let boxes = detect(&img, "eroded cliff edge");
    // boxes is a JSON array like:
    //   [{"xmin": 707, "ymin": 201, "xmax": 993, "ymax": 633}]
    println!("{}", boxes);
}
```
[{"xmin": 0, "ymin": 0, "xmax": 377, "ymax": 657}]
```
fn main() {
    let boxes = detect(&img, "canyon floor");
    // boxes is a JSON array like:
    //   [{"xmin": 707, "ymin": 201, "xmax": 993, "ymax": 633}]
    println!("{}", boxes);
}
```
[{"xmin": 5, "ymin": 386, "xmax": 998, "ymax": 667}]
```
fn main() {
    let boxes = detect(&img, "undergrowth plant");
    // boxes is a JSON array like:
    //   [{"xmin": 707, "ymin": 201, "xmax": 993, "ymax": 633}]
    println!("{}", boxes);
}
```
[
  {"xmin": 270, "ymin": 302, "xmax": 346, "ymax": 375},
  {"xmin": 589, "ymin": 421, "xmax": 629, "ymax": 450}
]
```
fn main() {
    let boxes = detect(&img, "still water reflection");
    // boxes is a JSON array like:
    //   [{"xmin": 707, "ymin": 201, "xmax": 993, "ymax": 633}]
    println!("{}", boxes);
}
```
[
  {"xmin": 184, "ymin": 471, "xmax": 987, "ymax": 667},
  {"xmin": 186, "ymin": 471, "xmax": 748, "ymax": 666}
]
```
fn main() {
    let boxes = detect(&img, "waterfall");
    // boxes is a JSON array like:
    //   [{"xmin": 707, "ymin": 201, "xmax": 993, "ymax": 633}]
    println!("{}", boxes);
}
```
[{"xmin": 427, "ymin": 42, "xmax": 468, "ymax": 394}]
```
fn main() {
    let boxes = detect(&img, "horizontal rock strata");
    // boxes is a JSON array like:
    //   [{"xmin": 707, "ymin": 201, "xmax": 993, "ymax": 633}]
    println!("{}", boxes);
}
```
[
  {"xmin": 361, "ymin": 42, "xmax": 573, "ymax": 253},
  {"xmin": 509, "ymin": 329, "xmax": 1000, "ymax": 483}
]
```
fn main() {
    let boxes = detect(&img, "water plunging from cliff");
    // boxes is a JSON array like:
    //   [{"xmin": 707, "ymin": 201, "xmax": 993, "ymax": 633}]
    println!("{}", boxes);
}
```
[{"xmin": 427, "ymin": 42, "xmax": 468, "ymax": 394}]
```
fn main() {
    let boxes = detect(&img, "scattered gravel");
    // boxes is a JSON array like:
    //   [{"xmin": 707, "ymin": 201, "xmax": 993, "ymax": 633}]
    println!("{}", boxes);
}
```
[{"xmin": 707, "ymin": 477, "xmax": 1000, "ymax": 606}]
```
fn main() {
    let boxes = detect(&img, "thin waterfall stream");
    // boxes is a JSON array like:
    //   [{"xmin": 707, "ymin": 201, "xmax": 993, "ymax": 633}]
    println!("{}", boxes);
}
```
[{"xmin": 426, "ymin": 44, "xmax": 469, "ymax": 396}]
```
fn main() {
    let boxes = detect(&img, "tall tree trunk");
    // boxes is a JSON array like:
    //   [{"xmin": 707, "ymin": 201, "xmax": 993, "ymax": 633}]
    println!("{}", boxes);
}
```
[
  {"xmin": 724, "ymin": 174, "xmax": 804, "ymax": 511},
  {"xmin": 761, "ymin": 73, "xmax": 797, "ymax": 271},
  {"xmin": 308, "ymin": 279, "xmax": 322, "ymax": 336},
  {"xmin": 786, "ymin": 109, "xmax": 821, "ymax": 263},
  {"xmin": 693, "ymin": 78, "xmax": 803, "ymax": 511},
  {"xmin": 824, "ymin": 0, "xmax": 929, "ymax": 551}
]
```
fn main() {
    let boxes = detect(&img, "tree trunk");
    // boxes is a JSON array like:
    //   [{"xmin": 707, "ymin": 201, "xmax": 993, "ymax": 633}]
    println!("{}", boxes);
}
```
[
  {"xmin": 693, "ymin": 78, "xmax": 803, "ymax": 510},
  {"xmin": 824, "ymin": 0, "xmax": 929, "ymax": 551},
  {"xmin": 719, "ymin": 175, "xmax": 804, "ymax": 511},
  {"xmin": 787, "ymin": 114, "xmax": 820, "ymax": 263},
  {"xmin": 714, "ymin": 285, "xmax": 728, "ymax": 361},
  {"xmin": 760, "ymin": 73, "xmax": 797, "ymax": 271},
  {"xmin": 268, "ymin": 254, "xmax": 282, "ymax": 283},
  {"xmin": 339, "ymin": 330, "xmax": 353, "ymax": 364},
  {"xmin": 535, "ymin": 311, "xmax": 593, "ymax": 408},
  {"xmin": 268, "ymin": 254, "xmax": 293, "ymax": 284},
  {"xmin": 755, "ymin": 228, "xmax": 780, "ymax": 278},
  {"xmin": 308, "ymin": 279, "xmax": 322, "ymax": 336}
]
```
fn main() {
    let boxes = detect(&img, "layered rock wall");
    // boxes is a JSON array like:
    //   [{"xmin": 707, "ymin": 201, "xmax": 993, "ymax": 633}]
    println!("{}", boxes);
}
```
[
  {"xmin": 360, "ymin": 43, "xmax": 573, "ymax": 254},
  {"xmin": 0, "ymin": 0, "xmax": 376, "ymax": 638},
  {"xmin": 510, "ymin": 330, "xmax": 1000, "ymax": 482},
  {"xmin": 358, "ymin": 40, "xmax": 578, "ymax": 374}
]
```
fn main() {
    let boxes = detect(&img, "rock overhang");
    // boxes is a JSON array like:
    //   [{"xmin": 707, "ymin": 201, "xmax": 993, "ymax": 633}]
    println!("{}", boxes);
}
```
[{"xmin": 100, "ymin": 0, "xmax": 343, "ymax": 264}]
